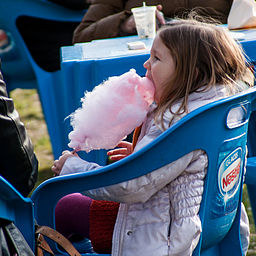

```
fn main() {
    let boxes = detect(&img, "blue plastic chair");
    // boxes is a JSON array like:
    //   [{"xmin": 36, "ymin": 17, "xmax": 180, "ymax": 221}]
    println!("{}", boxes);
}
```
[
  {"xmin": 0, "ymin": 176, "xmax": 35, "ymax": 252},
  {"xmin": 0, "ymin": 0, "xmax": 85, "ymax": 158},
  {"xmin": 243, "ymin": 66, "xmax": 256, "ymax": 227},
  {"xmin": 244, "ymin": 109, "xmax": 256, "ymax": 226},
  {"xmin": 0, "ymin": 0, "xmax": 85, "ymax": 91},
  {"xmin": 245, "ymin": 156, "xmax": 256, "ymax": 223},
  {"xmin": 31, "ymin": 87, "xmax": 256, "ymax": 255}
]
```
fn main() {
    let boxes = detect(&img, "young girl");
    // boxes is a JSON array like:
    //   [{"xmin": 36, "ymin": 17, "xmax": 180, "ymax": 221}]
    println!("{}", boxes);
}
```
[{"xmin": 52, "ymin": 19, "xmax": 253, "ymax": 256}]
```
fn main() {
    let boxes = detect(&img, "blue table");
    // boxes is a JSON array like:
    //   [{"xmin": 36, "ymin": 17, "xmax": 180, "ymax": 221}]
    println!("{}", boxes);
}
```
[{"xmin": 55, "ymin": 30, "xmax": 256, "ymax": 165}]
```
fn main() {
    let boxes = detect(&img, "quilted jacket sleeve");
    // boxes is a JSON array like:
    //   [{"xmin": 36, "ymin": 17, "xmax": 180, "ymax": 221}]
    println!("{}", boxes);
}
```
[
  {"xmin": 0, "ymin": 68, "xmax": 38, "ymax": 196},
  {"xmin": 60, "ymin": 119, "xmax": 206, "ymax": 204}
]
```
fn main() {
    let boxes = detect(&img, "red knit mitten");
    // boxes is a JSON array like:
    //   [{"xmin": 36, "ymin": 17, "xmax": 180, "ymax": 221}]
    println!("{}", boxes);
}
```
[{"xmin": 89, "ymin": 200, "xmax": 119, "ymax": 253}]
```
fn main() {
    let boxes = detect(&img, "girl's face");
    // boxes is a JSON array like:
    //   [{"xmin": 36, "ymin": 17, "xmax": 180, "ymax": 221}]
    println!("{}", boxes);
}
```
[{"xmin": 144, "ymin": 34, "xmax": 176, "ymax": 103}]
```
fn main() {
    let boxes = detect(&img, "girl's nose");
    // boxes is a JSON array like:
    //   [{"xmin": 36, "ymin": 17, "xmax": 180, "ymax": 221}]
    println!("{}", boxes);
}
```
[{"xmin": 143, "ymin": 59, "xmax": 150, "ymax": 69}]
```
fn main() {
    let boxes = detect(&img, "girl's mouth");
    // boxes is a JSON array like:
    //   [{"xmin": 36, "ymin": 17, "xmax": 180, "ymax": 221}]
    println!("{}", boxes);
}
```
[
  {"xmin": 145, "ymin": 72, "xmax": 152, "ymax": 81},
  {"xmin": 145, "ymin": 73, "xmax": 155, "ymax": 88}
]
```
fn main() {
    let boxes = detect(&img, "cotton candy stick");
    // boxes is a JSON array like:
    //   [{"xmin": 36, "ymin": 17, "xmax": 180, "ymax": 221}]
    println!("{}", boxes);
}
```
[{"xmin": 68, "ymin": 69, "xmax": 155, "ymax": 152}]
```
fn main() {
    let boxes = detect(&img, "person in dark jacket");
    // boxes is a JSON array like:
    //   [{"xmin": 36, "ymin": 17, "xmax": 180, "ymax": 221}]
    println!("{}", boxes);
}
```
[
  {"xmin": 73, "ymin": 0, "xmax": 233, "ymax": 43},
  {"xmin": 0, "ymin": 62, "xmax": 38, "ymax": 197}
]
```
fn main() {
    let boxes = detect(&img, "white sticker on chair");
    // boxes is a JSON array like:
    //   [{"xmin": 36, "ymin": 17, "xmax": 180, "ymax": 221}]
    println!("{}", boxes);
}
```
[{"xmin": 218, "ymin": 147, "xmax": 242, "ymax": 199}]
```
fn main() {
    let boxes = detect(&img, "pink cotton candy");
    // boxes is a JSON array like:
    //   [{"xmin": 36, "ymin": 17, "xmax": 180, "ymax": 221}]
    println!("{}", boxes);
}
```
[{"xmin": 68, "ymin": 69, "xmax": 155, "ymax": 152}]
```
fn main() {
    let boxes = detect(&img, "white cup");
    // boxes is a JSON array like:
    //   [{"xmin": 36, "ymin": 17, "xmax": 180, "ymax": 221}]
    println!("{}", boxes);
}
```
[{"xmin": 131, "ymin": 4, "xmax": 156, "ymax": 39}]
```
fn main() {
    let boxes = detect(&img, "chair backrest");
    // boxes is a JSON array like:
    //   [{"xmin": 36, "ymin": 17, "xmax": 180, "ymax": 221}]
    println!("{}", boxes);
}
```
[
  {"xmin": 31, "ymin": 87, "xmax": 256, "ymax": 255},
  {"xmin": 0, "ymin": 0, "xmax": 84, "ymax": 91},
  {"xmin": 0, "ymin": 176, "xmax": 35, "ymax": 251},
  {"xmin": 0, "ymin": 0, "xmax": 85, "ymax": 158}
]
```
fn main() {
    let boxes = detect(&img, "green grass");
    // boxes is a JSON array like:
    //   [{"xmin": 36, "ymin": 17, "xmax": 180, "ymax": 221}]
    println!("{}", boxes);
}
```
[
  {"xmin": 243, "ymin": 185, "xmax": 256, "ymax": 255},
  {"xmin": 10, "ymin": 88, "xmax": 54, "ymax": 188},
  {"xmin": 10, "ymin": 88, "xmax": 256, "ymax": 254}
]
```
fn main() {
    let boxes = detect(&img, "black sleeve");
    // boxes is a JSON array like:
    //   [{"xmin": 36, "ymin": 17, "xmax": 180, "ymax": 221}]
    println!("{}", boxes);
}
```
[{"xmin": 0, "ymin": 69, "xmax": 38, "ymax": 197}]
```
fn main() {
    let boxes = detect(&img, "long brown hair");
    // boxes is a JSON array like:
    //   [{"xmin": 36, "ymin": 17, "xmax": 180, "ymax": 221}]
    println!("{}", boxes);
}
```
[{"xmin": 154, "ymin": 18, "xmax": 253, "ymax": 129}]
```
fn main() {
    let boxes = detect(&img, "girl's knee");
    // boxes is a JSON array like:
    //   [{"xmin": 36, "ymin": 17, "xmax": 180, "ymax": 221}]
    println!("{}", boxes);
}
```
[{"xmin": 55, "ymin": 193, "xmax": 92, "ymax": 238}]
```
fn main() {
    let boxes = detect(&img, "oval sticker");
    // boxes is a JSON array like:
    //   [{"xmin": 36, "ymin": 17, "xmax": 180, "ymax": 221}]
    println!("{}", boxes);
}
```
[{"xmin": 218, "ymin": 147, "xmax": 242, "ymax": 198}]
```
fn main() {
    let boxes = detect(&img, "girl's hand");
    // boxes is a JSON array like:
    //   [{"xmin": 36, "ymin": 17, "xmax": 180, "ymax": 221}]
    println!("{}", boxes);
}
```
[
  {"xmin": 107, "ymin": 141, "xmax": 133, "ymax": 162},
  {"xmin": 52, "ymin": 150, "xmax": 78, "ymax": 176},
  {"xmin": 120, "ymin": 15, "xmax": 137, "ymax": 34}
]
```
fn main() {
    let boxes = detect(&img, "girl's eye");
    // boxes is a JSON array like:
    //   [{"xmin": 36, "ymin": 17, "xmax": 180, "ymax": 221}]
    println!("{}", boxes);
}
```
[{"xmin": 154, "ymin": 56, "xmax": 160, "ymax": 61}]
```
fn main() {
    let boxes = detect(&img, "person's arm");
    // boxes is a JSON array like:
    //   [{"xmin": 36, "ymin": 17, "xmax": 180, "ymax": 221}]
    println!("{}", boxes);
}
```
[
  {"xmin": 0, "ymin": 69, "xmax": 38, "ymax": 196},
  {"xmin": 56, "ymin": 150, "xmax": 197, "ymax": 204},
  {"xmin": 72, "ymin": 0, "xmax": 132, "ymax": 43},
  {"xmin": 83, "ymin": 150, "xmax": 199, "ymax": 203},
  {"xmin": 72, "ymin": 1, "xmax": 166, "ymax": 43},
  {"xmin": 82, "ymin": 122, "xmax": 205, "ymax": 203},
  {"xmin": 52, "ymin": 150, "xmax": 101, "ymax": 176},
  {"xmin": 57, "ymin": 121, "xmax": 206, "ymax": 204}
]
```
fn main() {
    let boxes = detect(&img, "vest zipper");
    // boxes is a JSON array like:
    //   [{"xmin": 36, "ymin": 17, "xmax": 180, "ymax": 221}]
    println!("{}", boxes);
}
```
[
  {"xmin": 167, "ymin": 217, "xmax": 171, "ymax": 254},
  {"xmin": 114, "ymin": 204, "xmax": 128, "ymax": 256}
]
